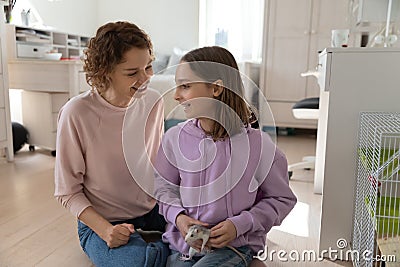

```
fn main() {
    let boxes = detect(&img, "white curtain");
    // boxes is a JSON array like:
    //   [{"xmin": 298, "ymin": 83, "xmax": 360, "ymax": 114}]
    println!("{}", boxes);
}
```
[{"xmin": 199, "ymin": 0, "xmax": 264, "ymax": 62}]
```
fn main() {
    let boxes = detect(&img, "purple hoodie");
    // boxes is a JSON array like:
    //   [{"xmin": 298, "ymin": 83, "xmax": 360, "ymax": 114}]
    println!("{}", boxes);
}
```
[{"xmin": 154, "ymin": 119, "xmax": 297, "ymax": 254}]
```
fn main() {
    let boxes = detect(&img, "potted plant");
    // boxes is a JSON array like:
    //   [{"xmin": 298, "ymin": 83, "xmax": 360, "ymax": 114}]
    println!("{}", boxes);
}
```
[{"xmin": 4, "ymin": 0, "xmax": 16, "ymax": 23}]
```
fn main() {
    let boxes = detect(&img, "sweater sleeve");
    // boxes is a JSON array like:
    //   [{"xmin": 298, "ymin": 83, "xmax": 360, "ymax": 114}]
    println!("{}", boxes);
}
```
[
  {"xmin": 154, "ymin": 137, "xmax": 186, "ymax": 225},
  {"xmin": 54, "ymin": 105, "xmax": 91, "ymax": 218},
  {"xmin": 228, "ymin": 146, "xmax": 297, "ymax": 237}
]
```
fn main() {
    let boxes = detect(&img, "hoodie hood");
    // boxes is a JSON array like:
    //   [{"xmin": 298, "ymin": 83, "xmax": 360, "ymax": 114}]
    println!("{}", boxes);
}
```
[
  {"xmin": 177, "ymin": 119, "xmax": 210, "ymax": 139},
  {"xmin": 177, "ymin": 119, "xmax": 250, "ymax": 140}
]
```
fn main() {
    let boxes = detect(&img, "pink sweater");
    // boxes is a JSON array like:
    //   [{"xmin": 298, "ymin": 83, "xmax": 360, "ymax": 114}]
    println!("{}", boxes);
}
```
[{"xmin": 54, "ymin": 89, "xmax": 164, "ymax": 222}]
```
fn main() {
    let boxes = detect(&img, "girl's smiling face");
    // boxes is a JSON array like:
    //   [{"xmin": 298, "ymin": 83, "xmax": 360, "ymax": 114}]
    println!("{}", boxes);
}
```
[{"xmin": 174, "ymin": 62, "xmax": 220, "ymax": 119}]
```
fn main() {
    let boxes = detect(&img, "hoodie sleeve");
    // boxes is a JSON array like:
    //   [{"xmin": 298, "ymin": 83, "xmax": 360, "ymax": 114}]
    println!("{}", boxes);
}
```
[
  {"xmin": 154, "ymin": 136, "xmax": 186, "ymax": 226},
  {"xmin": 228, "ymin": 144, "xmax": 297, "ymax": 237}
]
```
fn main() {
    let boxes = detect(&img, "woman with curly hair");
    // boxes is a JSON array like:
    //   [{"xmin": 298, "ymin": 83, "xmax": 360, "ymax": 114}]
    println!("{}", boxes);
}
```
[{"xmin": 54, "ymin": 21, "xmax": 168, "ymax": 266}]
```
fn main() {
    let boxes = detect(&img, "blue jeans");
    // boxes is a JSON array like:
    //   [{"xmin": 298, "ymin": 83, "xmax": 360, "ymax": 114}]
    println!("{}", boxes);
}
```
[
  {"xmin": 78, "ymin": 204, "xmax": 169, "ymax": 267},
  {"xmin": 167, "ymin": 246, "xmax": 255, "ymax": 267}
]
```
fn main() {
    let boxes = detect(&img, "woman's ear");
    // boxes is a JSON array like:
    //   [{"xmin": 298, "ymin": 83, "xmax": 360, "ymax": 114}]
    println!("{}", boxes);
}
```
[{"xmin": 213, "ymin": 79, "xmax": 224, "ymax": 97}]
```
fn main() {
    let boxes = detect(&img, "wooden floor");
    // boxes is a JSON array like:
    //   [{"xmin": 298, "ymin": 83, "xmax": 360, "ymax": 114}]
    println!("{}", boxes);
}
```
[{"xmin": 0, "ymin": 134, "xmax": 353, "ymax": 267}]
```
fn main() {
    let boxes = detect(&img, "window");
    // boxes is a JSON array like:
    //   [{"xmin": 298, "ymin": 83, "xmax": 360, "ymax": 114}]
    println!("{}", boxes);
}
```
[{"xmin": 199, "ymin": 0, "xmax": 265, "ymax": 62}]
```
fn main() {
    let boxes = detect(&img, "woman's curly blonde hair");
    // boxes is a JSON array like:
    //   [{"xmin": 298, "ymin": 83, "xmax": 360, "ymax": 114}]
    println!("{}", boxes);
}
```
[{"xmin": 83, "ymin": 21, "xmax": 154, "ymax": 93}]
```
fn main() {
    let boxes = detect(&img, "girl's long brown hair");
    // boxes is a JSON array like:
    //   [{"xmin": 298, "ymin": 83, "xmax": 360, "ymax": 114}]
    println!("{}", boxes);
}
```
[{"xmin": 181, "ymin": 46, "xmax": 251, "ymax": 141}]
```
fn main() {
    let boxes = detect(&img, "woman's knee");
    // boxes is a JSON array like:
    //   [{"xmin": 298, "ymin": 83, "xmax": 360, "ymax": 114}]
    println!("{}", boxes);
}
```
[{"xmin": 81, "ymin": 230, "xmax": 148, "ymax": 267}]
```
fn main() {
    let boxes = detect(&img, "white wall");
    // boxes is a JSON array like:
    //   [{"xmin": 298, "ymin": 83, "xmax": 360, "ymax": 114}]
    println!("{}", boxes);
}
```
[
  {"xmin": 97, "ymin": 0, "xmax": 200, "ymax": 54},
  {"xmin": 12, "ymin": 0, "xmax": 199, "ymax": 52},
  {"xmin": 20, "ymin": 0, "xmax": 98, "ymax": 36}
]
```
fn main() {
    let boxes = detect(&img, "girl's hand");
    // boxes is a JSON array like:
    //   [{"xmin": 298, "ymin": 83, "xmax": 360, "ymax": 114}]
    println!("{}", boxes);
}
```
[
  {"xmin": 208, "ymin": 220, "xmax": 237, "ymax": 248},
  {"xmin": 102, "ymin": 223, "xmax": 135, "ymax": 248},
  {"xmin": 175, "ymin": 213, "xmax": 209, "ymax": 239}
]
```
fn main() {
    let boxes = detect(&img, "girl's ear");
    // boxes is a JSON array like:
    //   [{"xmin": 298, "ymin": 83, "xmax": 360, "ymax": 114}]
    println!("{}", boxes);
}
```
[{"xmin": 213, "ymin": 79, "xmax": 224, "ymax": 97}]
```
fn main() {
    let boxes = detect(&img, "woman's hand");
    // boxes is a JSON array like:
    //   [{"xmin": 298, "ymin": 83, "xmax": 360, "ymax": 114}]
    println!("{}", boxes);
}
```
[
  {"xmin": 175, "ymin": 213, "xmax": 209, "ymax": 239},
  {"xmin": 208, "ymin": 220, "xmax": 237, "ymax": 248},
  {"xmin": 78, "ymin": 207, "xmax": 135, "ymax": 248},
  {"xmin": 102, "ymin": 223, "xmax": 135, "ymax": 248}
]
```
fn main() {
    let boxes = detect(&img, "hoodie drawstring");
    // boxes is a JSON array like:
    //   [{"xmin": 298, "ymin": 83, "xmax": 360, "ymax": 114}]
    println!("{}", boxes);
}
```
[{"xmin": 226, "ymin": 140, "xmax": 233, "ymax": 217}]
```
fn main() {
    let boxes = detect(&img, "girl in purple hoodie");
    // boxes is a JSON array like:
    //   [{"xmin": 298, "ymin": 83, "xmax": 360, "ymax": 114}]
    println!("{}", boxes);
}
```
[{"xmin": 154, "ymin": 46, "xmax": 297, "ymax": 267}]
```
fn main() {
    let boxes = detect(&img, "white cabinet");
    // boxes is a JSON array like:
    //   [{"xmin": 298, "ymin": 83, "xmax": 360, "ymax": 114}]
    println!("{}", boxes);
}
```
[
  {"xmin": 6, "ymin": 24, "xmax": 91, "ymax": 152},
  {"xmin": 315, "ymin": 47, "xmax": 400, "ymax": 259},
  {"xmin": 21, "ymin": 91, "xmax": 69, "ymax": 151},
  {"xmin": 260, "ymin": 0, "xmax": 350, "ymax": 128},
  {"xmin": 0, "ymin": 2, "xmax": 14, "ymax": 161}
]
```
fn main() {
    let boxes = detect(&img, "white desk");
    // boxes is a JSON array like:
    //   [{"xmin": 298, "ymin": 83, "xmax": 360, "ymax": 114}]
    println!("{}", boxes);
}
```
[
  {"xmin": 8, "ymin": 60, "xmax": 88, "ymax": 97},
  {"xmin": 315, "ymin": 48, "xmax": 400, "ymax": 258},
  {"xmin": 8, "ymin": 60, "xmax": 90, "ymax": 151}
]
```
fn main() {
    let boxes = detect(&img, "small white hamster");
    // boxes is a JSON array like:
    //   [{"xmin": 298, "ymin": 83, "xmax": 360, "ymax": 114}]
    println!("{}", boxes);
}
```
[
  {"xmin": 181, "ymin": 224, "xmax": 247, "ymax": 265},
  {"xmin": 181, "ymin": 225, "xmax": 211, "ymax": 261}
]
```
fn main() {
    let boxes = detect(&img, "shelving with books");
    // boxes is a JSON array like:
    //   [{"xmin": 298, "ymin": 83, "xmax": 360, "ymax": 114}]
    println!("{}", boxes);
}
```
[
  {"xmin": 6, "ymin": 24, "xmax": 90, "ymax": 60},
  {"xmin": 79, "ymin": 36, "xmax": 90, "ymax": 58},
  {"xmin": 52, "ymin": 31, "xmax": 67, "ymax": 58},
  {"xmin": 80, "ymin": 36, "xmax": 89, "ymax": 47},
  {"xmin": 67, "ymin": 34, "xmax": 80, "ymax": 60},
  {"xmin": 15, "ymin": 28, "xmax": 52, "ymax": 44}
]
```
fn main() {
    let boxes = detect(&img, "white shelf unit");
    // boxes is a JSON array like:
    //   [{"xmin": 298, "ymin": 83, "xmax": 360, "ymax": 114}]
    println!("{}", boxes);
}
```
[
  {"xmin": 0, "ymin": 2, "xmax": 14, "ymax": 161},
  {"xmin": 6, "ymin": 24, "xmax": 90, "ymax": 60},
  {"xmin": 6, "ymin": 24, "xmax": 91, "ymax": 152}
]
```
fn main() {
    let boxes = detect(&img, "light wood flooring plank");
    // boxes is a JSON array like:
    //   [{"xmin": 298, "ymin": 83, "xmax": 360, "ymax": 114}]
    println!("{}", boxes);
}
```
[
  {"xmin": 0, "ymin": 199, "xmax": 66, "ymax": 251},
  {"xmin": 0, "ymin": 179, "xmax": 60, "ymax": 225},
  {"xmin": 35, "ymin": 222, "xmax": 93, "ymax": 267},
  {"xmin": 1, "ymin": 213, "xmax": 77, "ymax": 266}
]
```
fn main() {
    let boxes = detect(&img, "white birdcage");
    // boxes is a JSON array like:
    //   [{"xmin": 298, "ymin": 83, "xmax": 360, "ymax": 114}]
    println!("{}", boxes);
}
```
[{"xmin": 352, "ymin": 112, "xmax": 400, "ymax": 267}]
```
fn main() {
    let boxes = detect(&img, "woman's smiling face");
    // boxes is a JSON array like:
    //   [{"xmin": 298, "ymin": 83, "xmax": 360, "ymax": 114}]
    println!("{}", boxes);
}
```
[{"xmin": 108, "ymin": 47, "xmax": 154, "ymax": 95}]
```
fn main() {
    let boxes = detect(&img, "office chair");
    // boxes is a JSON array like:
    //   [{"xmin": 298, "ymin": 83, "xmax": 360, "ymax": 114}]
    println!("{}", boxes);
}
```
[{"xmin": 288, "ymin": 97, "xmax": 319, "ymax": 178}]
